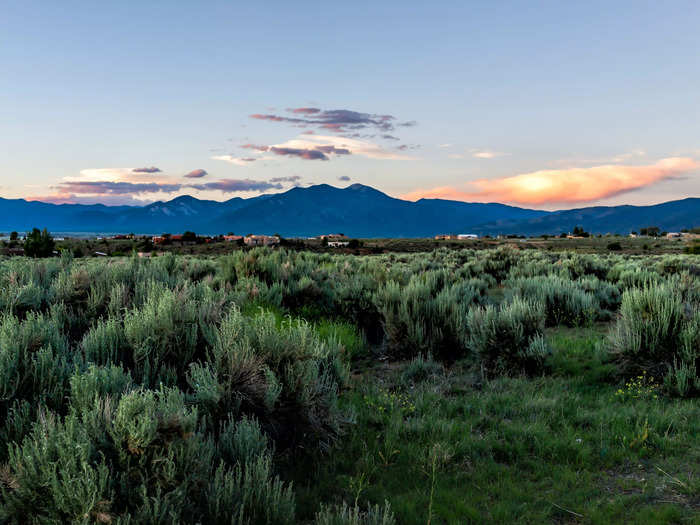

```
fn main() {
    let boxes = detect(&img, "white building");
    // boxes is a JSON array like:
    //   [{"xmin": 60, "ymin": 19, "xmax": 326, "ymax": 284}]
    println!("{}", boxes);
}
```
[{"xmin": 457, "ymin": 234, "xmax": 478, "ymax": 239}]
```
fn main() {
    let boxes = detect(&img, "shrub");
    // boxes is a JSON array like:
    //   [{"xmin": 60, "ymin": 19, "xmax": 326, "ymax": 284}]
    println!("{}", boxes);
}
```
[
  {"xmin": 400, "ymin": 353, "xmax": 443, "ymax": 385},
  {"xmin": 374, "ymin": 274, "xmax": 480, "ymax": 360},
  {"xmin": 0, "ymin": 312, "xmax": 71, "ymax": 417},
  {"xmin": 81, "ymin": 318, "xmax": 130, "ymax": 367},
  {"xmin": 69, "ymin": 364, "xmax": 133, "ymax": 414},
  {"xmin": 206, "ymin": 457, "xmax": 296, "ymax": 524},
  {"xmin": 195, "ymin": 307, "xmax": 349, "ymax": 450},
  {"xmin": 218, "ymin": 415, "xmax": 270, "ymax": 466},
  {"xmin": 506, "ymin": 275, "xmax": 597, "ymax": 327},
  {"xmin": 466, "ymin": 297, "xmax": 548, "ymax": 376},
  {"xmin": 609, "ymin": 283, "xmax": 698, "ymax": 396},
  {"xmin": 124, "ymin": 286, "xmax": 200, "ymax": 385},
  {"xmin": 1, "ymin": 410, "xmax": 112, "ymax": 522}
]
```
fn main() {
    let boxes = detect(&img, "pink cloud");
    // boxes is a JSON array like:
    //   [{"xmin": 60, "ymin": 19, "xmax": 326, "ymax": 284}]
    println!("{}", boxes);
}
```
[{"xmin": 401, "ymin": 157, "xmax": 698, "ymax": 205}]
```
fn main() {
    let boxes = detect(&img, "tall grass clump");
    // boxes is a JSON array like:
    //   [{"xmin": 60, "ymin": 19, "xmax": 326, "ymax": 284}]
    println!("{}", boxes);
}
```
[
  {"xmin": 466, "ymin": 297, "xmax": 548, "ymax": 377},
  {"xmin": 315, "ymin": 501, "xmax": 396, "ymax": 525},
  {"xmin": 609, "ymin": 283, "xmax": 699, "ymax": 397}
]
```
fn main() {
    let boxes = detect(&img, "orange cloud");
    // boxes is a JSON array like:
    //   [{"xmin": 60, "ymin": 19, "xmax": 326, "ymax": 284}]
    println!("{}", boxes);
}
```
[{"xmin": 401, "ymin": 157, "xmax": 697, "ymax": 205}]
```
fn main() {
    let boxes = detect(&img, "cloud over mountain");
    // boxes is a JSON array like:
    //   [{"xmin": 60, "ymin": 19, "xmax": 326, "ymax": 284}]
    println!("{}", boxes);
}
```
[
  {"xmin": 55, "ymin": 180, "xmax": 182, "ymax": 195},
  {"xmin": 188, "ymin": 179, "xmax": 282, "ymax": 193},
  {"xmin": 401, "ymin": 157, "xmax": 698, "ymax": 206}
]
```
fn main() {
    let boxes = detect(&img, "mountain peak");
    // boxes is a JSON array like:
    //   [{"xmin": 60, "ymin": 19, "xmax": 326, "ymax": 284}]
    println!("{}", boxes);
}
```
[{"xmin": 170, "ymin": 195, "xmax": 197, "ymax": 203}]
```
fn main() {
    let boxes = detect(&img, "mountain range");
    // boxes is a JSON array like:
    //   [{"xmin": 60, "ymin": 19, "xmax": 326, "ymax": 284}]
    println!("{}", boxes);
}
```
[{"xmin": 0, "ymin": 184, "xmax": 697, "ymax": 237}]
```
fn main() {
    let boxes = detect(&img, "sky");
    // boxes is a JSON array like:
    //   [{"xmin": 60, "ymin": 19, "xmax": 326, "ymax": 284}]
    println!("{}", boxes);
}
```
[{"xmin": 1, "ymin": 1, "xmax": 699, "ymax": 210}]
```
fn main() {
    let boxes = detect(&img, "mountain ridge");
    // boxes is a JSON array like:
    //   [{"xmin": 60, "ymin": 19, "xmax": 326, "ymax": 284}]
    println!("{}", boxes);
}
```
[{"xmin": 0, "ymin": 185, "xmax": 697, "ymax": 236}]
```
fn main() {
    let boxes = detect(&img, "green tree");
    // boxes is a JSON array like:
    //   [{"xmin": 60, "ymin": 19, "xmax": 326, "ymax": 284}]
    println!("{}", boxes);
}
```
[
  {"xmin": 10, "ymin": 231, "xmax": 18, "ymax": 241},
  {"xmin": 24, "ymin": 228, "xmax": 55, "ymax": 258},
  {"xmin": 572, "ymin": 226, "xmax": 589, "ymax": 237}
]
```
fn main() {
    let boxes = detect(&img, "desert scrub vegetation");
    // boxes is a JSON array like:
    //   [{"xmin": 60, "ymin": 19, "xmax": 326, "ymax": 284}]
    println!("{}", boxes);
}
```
[
  {"xmin": 609, "ymin": 282, "xmax": 699, "ymax": 397},
  {"xmin": 0, "ymin": 247, "xmax": 697, "ymax": 523},
  {"xmin": 466, "ymin": 297, "xmax": 549, "ymax": 376}
]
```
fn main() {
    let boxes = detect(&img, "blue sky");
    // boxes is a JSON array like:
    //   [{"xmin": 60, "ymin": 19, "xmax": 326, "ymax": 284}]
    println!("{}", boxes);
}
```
[{"xmin": 1, "ymin": 1, "xmax": 699, "ymax": 209}]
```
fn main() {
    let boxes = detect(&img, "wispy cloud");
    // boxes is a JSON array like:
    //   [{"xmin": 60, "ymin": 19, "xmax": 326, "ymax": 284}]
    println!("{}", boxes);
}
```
[
  {"xmin": 337, "ymin": 175, "xmax": 351, "ymax": 181},
  {"xmin": 211, "ymin": 155, "xmax": 258, "ymax": 166},
  {"xmin": 470, "ymin": 149, "xmax": 508, "ymax": 159},
  {"xmin": 132, "ymin": 166, "xmax": 162, "ymax": 173},
  {"xmin": 188, "ymin": 179, "xmax": 282, "ymax": 193},
  {"xmin": 269, "ymin": 147, "xmax": 331, "ymax": 160},
  {"xmin": 26, "ymin": 193, "xmax": 150, "ymax": 206},
  {"xmin": 400, "ymin": 157, "xmax": 698, "ymax": 206},
  {"xmin": 241, "ymin": 143, "xmax": 270, "ymax": 151},
  {"xmin": 552, "ymin": 149, "xmax": 647, "ymax": 167},
  {"xmin": 250, "ymin": 107, "xmax": 417, "ymax": 134},
  {"xmin": 55, "ymin": 181, "xmax": 183, "ymax": 195},
  {"xmin": 269, "ymin": 175, "xmax": 302, "ymax": 183},
  {"xmin": 184, "ymin": 169, "xmax": 208, "ymax": 179},
  {"xmin": 271, "ymin": 135, "xmax": 416, "ymax": 160}
]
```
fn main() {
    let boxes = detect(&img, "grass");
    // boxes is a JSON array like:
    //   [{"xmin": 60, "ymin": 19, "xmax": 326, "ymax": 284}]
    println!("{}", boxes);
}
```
[{"xmin": 290, "ymin": 326, "xmax": 700, "ymax": 524}]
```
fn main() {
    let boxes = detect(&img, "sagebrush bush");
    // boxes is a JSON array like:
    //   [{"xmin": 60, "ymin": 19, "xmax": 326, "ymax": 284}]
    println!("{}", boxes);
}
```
[
  {"xmin": 609, "ymin": 283, "xmax": 698, "ymax": 396},
  {"xmin": 124, "ymin": 285, "xmax": 201, "ymax": 385},
  {"xmin": 191, "ymin": 306, "xmax": 349, "ymax": 449},
  {"xmin": 400, "ymin": 353, "xmax": 443, "ymax": 385},
  {"xmin": 375, "ymin": 272, "xmax": 482, "ymax": 359},
  {"xmin": 466, "ymin": 297, "xmax": 548, "ymax": 376},
  {"xmin": 0, "ymin": 311, "xmax": 71, "ymax": 419},
  {"xmin": 506, "ymin": 275, "xmax": 597, "ymax": 327}
]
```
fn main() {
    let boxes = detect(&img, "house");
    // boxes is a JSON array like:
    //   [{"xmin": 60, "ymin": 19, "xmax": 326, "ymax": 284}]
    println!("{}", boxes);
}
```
[
  {"xmin": 223, "ymin": 235, "xmax": 243, "ymax": 242},
  {"xmin": 666, "ymin": 232, "xmax": 682, "ymax": 239},
  {"xmin": 435, "ymin": 234, "xmax": 457, "ymax": 240},
  {"xmin": 152, "ymin": 236, "xmax": 166, "ymax": 245},
  {"xmin": 328, "ymin": 241, "xmax": 350, "ymax": 247},
  {"xmin": 457, "ymin": 234, "xmax": 478, "ymax": 240},
  {"xmin": 244, "ymin": 235, "xmax": 280, "ymax": 247},
  {"xmin": 319, "ymin": 233, "xmax": 348, "ymax": 243}
]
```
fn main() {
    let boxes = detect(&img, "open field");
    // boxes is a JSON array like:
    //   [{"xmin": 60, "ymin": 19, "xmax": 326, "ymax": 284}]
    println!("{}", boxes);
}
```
[{"xmin": 0, "ymin": 247, "xmax": 697, "ymax": 523}]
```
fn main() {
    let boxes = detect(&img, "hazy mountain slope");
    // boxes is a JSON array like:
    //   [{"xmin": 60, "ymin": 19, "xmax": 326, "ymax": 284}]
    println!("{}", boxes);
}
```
[{"xmin": 472, "ymin": 198, "xmax": 700, "ymax": 235}]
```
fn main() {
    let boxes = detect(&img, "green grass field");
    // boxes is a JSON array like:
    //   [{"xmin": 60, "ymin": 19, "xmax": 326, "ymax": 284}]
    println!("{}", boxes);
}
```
[{"xmin": 291, "ymin": 326, "xmax": 699, "ymax": 524}]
